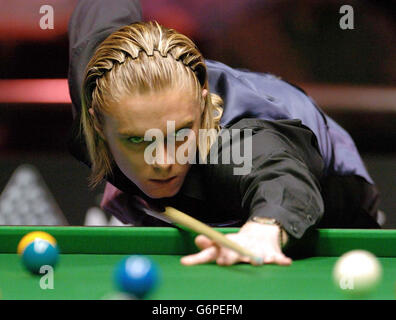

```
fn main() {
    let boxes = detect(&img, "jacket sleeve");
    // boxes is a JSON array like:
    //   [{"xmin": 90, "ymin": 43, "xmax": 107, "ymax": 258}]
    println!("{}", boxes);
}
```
[{"xmin": 215, "ymin": 119, "xmax": 325, "ymax": 239}]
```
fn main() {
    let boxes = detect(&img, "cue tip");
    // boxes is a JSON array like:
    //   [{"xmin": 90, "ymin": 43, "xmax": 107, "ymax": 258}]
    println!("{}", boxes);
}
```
[{"xmin": 252, "ymin": 256, "xmax": 264, "ymax": 265}]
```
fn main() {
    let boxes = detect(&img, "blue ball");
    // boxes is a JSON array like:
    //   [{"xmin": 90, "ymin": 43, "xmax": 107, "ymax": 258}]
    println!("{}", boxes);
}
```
[
  {"xmin": 114, "ymin": 256, "xmax": 159, "ymax": 298},
  {"xmin": 22, "ymin": 239, "xmax": 59, "ymax": 274}
]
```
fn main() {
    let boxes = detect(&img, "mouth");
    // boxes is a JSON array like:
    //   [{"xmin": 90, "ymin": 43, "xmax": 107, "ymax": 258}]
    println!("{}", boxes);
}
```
[{"xmin": 149, "ymin": 176, "xmax": 177, "ymax": 184}]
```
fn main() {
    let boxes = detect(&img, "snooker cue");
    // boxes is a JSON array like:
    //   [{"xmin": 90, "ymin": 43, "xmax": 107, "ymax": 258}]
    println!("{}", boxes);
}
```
[{"xmin": 162, "ymin": 206, "xmax": 264, "ymax": 264}]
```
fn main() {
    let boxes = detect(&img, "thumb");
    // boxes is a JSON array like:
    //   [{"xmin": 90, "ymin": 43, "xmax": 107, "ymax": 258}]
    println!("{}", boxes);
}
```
[{"xmin": 195, "ymin": 234, "xmax": 215, "ymax": 250}]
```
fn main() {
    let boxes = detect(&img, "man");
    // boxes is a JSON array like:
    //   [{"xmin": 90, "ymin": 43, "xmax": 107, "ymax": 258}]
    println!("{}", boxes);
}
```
[{"xmin": 67, "ymin": 0, "xmax": 380, "ymax": 246}]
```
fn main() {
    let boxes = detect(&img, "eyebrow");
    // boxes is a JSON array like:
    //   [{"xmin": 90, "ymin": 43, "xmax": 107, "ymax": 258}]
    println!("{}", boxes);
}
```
[{"xmin": 118, "ymin": 120, "xmax": 194, "ymax": 137}]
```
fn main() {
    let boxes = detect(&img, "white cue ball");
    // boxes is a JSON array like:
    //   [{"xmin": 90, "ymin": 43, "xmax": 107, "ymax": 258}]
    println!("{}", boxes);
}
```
[{"xmin": 333, "ymin": 250, "xmax": 382, "ymax": 296}]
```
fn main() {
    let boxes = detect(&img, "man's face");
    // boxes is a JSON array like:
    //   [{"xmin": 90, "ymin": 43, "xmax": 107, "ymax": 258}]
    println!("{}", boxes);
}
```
[{"xmin": 100, "ymin": 88, "xmax": 205, "ymax": 199}]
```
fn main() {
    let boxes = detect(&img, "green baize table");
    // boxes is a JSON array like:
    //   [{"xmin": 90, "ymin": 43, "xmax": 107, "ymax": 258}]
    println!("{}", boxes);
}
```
[{"xmin": 0, "ymin": 226, "xmax": 395, "ymax": 300}]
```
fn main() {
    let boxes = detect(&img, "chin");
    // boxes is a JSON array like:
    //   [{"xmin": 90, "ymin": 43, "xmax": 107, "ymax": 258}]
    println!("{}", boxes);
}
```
[{"xmin": 143, "ymin": 186, "xmax": 180, "ymax": 199}]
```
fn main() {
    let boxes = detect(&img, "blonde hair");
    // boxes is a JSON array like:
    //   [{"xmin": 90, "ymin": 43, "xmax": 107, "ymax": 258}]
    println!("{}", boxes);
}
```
[{"xmin": 80, "ymin": 21, "xmax": 223, "ymax": 188}]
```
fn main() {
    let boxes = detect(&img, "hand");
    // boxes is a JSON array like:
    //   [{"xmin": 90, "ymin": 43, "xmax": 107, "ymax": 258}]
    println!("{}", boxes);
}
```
[{"xmin": 180, "ymin": 221, "xmax": 292, "ymax": 266}]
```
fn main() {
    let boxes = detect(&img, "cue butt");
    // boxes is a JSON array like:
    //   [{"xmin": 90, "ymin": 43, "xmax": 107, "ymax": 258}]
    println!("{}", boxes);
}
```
[{"xmin": 163, "ymin": 206, "xmax": 263, "ymax": 264}]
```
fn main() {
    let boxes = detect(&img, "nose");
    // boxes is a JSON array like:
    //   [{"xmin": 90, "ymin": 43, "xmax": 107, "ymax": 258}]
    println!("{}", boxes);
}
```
[{"xmin": 151, "ymin": 142, "xmax": 174, "ymax": 173}]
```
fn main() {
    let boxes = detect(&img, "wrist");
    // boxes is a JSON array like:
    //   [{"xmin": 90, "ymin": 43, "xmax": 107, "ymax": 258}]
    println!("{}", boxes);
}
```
[{"xmin": 247, "ymin": 217, "xmax": 289, "ymax": 249}]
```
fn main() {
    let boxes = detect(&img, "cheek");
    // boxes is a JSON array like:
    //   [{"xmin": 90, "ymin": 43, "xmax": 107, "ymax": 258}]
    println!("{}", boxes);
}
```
[{"xmin": 106, "ymin": 139, "xmax": 147, "ymax": 178}]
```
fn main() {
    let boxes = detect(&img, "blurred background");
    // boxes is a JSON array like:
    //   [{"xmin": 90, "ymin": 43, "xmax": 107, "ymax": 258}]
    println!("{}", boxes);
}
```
[{"xmin": 0, "ymin": 0, "xmax": 395, "ymax": 227}]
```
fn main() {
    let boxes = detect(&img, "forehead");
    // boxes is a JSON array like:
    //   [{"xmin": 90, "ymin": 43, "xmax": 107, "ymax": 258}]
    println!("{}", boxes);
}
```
[{"xmin": 105, "ymin": 89, "xmax": 200, "ymax": 135}]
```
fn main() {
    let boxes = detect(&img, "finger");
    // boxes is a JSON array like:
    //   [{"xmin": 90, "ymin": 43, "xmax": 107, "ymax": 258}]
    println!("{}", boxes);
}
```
[
  {"xmin": 263, "ymin": 252, "xmax": 292, "ymax": 266},
  {"xmin": 218, "ymin": 234, "xmax": 251, "ymax": 265},
  {"xmin": 180, "ymin": 246, "xmax": 218, "ymax": 266},
  {"xmin": 240, "ymin": 255, "xmax": 251, "ymax": 264},
  {"xmin": 276, "ymin": 254, "xmax": 292, "ymax": 266},
  {"xmin": 194, "ymin": 234, "xmax": 215, "ymax": 250},
  {"xmin": 272, "ymin": 252, "xmax": 292, "ymax": 265},
  {"xmin": 216, "ymin": 248, "xmax": 241, "ymax": 266}
]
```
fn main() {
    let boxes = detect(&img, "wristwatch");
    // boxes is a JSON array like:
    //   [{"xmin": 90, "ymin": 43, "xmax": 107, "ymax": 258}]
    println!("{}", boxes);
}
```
[{"xmin": 250, "ymin": 217, "xmax": 287, "ymax": 248}]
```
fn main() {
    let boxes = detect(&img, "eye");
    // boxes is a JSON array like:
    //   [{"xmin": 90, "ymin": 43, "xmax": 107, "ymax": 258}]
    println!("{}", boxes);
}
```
[
  {"xmin": 173, "ymin": 128, "xmax": 191, "ymax": 139},
  {"xmin": 127, "ymin": 136, "xmax": 144, "ymax": 144}
]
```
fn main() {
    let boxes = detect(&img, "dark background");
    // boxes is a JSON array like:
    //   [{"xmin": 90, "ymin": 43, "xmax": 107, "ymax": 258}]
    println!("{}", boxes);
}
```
[{"xmin": 0, "ymin": 0, "xmax": 395, "ymax": 227}]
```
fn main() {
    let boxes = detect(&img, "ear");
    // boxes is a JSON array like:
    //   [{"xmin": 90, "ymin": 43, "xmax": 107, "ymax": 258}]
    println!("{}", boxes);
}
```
[{"xmin": 88, "ymin": 108, "xmax": 106, "ymax": 141}]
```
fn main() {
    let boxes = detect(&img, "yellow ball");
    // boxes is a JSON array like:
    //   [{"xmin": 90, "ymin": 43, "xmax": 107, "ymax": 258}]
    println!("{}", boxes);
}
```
[{"xmin": 17, "ymin": 231, "xmax": 57, "ymax": 255}]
